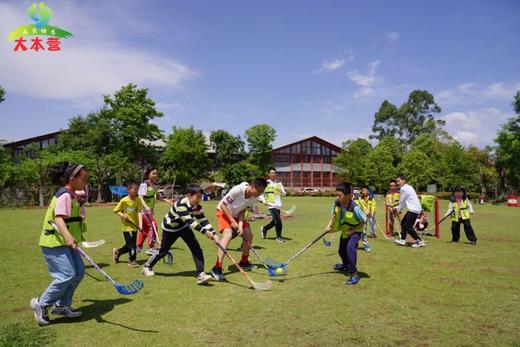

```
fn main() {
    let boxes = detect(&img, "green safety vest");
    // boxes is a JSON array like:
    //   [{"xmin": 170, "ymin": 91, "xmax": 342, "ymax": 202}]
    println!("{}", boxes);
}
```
[
  {"xmin": 386, "ymin": 192, "xmax": 400, "ymax": 208},
  {"xmin": 263, "ymin": 182, "xmax": 283, "ymax": 204},
  {"xmin": 143, "ymin": 181, "xmax": 157, "ymax": 209},
  {"xmin": 39, "ymin": 188, "xmax": 84, "ymax": 248},
  {"xmin": 421, "ymin": 195, "xmax": 435, "ymax": 213},
  {"xmin": 452, "ymin": 199, "xmax": 470, "ymax": 221},
  {"xmin": 332, "ymin": 200, "xmax": 363, "ymax": 239}
]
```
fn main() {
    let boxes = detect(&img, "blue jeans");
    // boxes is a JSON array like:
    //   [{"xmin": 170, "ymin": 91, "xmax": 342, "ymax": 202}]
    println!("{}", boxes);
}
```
[
  {"xmin": 338, "ymin": 232, "xmax": 361, "ymax": 275},
  {"xmin": 39, "ymin": 246, "xmax": 85, "ymax": 307},
  {"xmin": 367, "ymin": 215, "xmax": 376, "ymax": 236}
]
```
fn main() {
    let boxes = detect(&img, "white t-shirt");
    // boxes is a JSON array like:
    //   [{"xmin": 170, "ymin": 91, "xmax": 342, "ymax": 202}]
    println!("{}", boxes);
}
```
[
  {"xmin": 217, "ymin": 182, "xmax": 258, "ymax": 218},
  {"xmin": 396, "ymin": 183, "xmax": 422, "ymax": 214}
]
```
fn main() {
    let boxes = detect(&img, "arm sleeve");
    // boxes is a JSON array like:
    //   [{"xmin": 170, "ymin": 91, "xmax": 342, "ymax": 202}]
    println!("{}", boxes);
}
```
[
  {"xmin": 445, "ymin": 202, "xmax": 454, "ymax": 217},
  {"xmin": 176, "ymin": 205, "xmax": 210, "ymax": 234},
  {"xmin": 55, "ymin": 194, "xmax": 72, "ymax": 217},
  {"xmin": 397, "ymin": 189, "xmax": 406, "ymax": 212},
  {"xmin": 353, "ymin": 206, "xmax": 367, "ymax": 223},
  {"xmin": 138, "ymin": 183, "xmax": 148, "ymax": 197},
  {"xmin": 467, "ymin": 199, "xmax": 474, "ymax": 213},
  {"xmin": 113, "ymin": 199, "xmax": 124, "ymax": 213},
  {"xmin": 194, "ymin": 209, "xmax": 215, "ymax": 232}
]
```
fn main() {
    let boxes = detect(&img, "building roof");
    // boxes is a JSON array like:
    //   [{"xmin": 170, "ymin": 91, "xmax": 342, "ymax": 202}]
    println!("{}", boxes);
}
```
[
  {"xmin": 273, "ymin": 136, "xmax": 341, "ymax": 152},
  {"xmin": 3, "ymin": 131, "xmax": 62, "ymax": 148}
]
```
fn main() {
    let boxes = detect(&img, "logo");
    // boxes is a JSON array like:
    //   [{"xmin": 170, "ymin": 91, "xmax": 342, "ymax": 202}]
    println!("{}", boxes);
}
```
[{"xmin": 7, "ymin": 2, "xmax": 73, "ymax": 52}]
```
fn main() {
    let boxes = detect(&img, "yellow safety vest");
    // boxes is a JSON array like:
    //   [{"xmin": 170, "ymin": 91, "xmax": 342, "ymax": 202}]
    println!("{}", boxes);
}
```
[
  {"xmin": 385, "ymin": 192, "xmax": 400, "ymax": 208},
  {"xmin": 452, "ymin": 199, "xmax": 471, "ymax": 221},
  {"xmin": 332, "ymin": 200, "xmax": 363, "ymax": 239}
]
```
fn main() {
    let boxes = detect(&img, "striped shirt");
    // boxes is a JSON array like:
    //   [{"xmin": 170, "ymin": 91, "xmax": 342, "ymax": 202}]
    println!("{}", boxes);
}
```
[{"xmin": 162, "ymin": 197, "xmax": 214, "ymax": 234}]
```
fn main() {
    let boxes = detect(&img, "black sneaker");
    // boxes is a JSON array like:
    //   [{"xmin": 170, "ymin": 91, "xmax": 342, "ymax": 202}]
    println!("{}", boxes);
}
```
[
  {"xmin": 333, "ymin": 263, "xmax": 346, "ymax": 271},
  {"xmin": 261, "ymin": 226, "xmax": 267, "ymax": 239},
  {"xmin": 470, "ymin": 240, "xmax": 477, "ymax": 246},
  {"xmin": 51, "ymin": 305, "xmax": 82, "ymax": 318},
  {"xmin": 112, "ymin": 248, "xmax": 121, "ymax": 263},
  {"xmin": 30, "ymin": 298, "xmax": 50, "ymax": 326},
  {"xmin": 238, "ymin": 261, "xmax": 257, "ymax": 271},
  {"xmin": 211, "ymin": 267, "xmax": 226, "ymax": 281}
]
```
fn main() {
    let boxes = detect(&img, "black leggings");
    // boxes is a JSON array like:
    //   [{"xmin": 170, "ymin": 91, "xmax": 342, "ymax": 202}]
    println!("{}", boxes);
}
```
[
  {"xmin": 118, "ymin": 231, "xmax": 137, "ymax": 261},
  {"xmin": 145, "ymin": 228, "xmax": 205, "ymax": 272},
  {"xmin": 451, "ymin": 218, "xmax": 477, "ymax": 242},
  {"xmin": 400, "ymin": 211, "xmax": 421, "ymax": 241},
  {"xmin": 264, "ymin": 208, "xmax": 283, "ymax": 238}
]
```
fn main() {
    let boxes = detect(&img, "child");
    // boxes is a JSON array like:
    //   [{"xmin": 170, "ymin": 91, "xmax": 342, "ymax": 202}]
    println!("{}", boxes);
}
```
[
  {"xmin": 445, "ymin": 186, "xmax": 477, "ymax": 245},
  {"xmin": 393, "ymin": 174, "xmax": 425, "ymax": 248},
  {"xmin": 211, "ymin": 178, "xmax": 267, "ymax": 281},
  {"xmin": 113, "ymin": 182, "xmax": 143, "ymax": 267},
  {"xmin": 413, "ymin": 211, "xmax": 429, "ymax": 232},
  {"xmin": 385, "ymin": 180, "xmax": 400, "ymax": 236},
  {"xmin": 259, "ymin": 168, "xmax": 287, "ymax": 243},
  {"xmin": 326, "ymin": 182, "xmax": 366, "ymax": 285},
  {"xmin": 137, "ymin": 167, "xmax": 172, "ymax": 254},
  {"xmin": 143, "ymin": 184, "xmax": 219, "ymax": 284},
  {"xmin": 357, "ymin": 185, "xmax": 376, "ymax": 238},
  {"xmin": 31, "ymin": 163, "xmax": 89, "ymax": 326}
]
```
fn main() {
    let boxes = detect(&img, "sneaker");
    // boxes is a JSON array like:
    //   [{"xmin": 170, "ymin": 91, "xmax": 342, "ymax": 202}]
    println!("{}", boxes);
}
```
[
  {"xmin": 136, "ymin": 247, "xmax": 143, "ymax": 253},
  {"xmin": 394, "ymin": 239, "xmax": 406, "ymax": 246},
  {"xmin": 128, "ymin": 260, "xmax": 139, "ymax": 268},
  {"xmin": 30, "ymin": 298, "xmax": 50, "ymax": 326},
  {"xmin": 368, "ymin": 234, "xmax": 376, "ymax": 239},
  {"xmin": 145, "ymin": 248, "xmax": 158, "ymax": 256},
  {"xmin": 470, "ymin": 240, "xmax": 477, "ymax": 246},
  {"xmin": 261, "ymin": 226, "xmax": 267, "ymax": 239},
  {"xmin": 333, "ymin": 263, "xmax": 346, "ymax": 271},
  {"xmin": 276, "ymin": 237, "xmax": 286, "ymax": 243},
  {"xmin": 112, "ymin": 248, "xmax": 120, "ymax": 263},
  {"xmin": 363, "ymin": 244, "xmax": 371, "ymax": 252},
  {"xmin": 211, "ymin": 267, "xmax": 226, "ymax": 281},
  {"xmin": 346, "ymin": 275, "xmax": 359, "ymax": 285},
  {"xmin": 196, "ymin": 272, "xmax": 213, "ymax": 285},
  {"xmin": 51, "ymin": 305, "xmax": 82, "ymax": 318},
  {"xmin": 238, "ymin": 261, "xmax": 257, "ymax": 271},
  {"xmin": 411, "ymin": 240, "xmax": 426, "ymax": 248},
  {"xmin": 142, "ymin": 267, "xmax": 155, "ymax": 277}
]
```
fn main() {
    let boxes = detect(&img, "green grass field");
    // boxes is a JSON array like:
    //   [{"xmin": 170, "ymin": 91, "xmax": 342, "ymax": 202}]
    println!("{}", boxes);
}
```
[{"xmin": 1, "ymin": 197, "xmax": 519, "ymax": 346}]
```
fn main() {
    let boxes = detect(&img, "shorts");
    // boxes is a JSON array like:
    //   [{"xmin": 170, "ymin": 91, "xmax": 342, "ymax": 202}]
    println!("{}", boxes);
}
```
[{"xmin": 216, "ymin": 209, "xmax": 250, "ymax": 232}]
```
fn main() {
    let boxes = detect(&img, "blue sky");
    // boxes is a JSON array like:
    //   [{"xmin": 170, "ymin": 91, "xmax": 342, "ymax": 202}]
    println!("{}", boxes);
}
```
[{"xmin": 1, "ymin": 0, "xmax": 519, "ymax": 148}]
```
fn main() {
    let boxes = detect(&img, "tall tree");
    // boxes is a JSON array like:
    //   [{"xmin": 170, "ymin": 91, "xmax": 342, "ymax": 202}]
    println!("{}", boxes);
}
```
[
  {"xmin": 160, "ymin": 126, "xmax": 210, "ymax": 186},
  {"xmin": 244, "ymin": 124, "xmax": 276, "ymax": 170},
  {"xmin": 101, "ymin": 83, "xmax": 164, "ymax": 163},
  {"xmin": 494, "ymin": 91, "xmax": 520, "ymax": 193},
  {"xmin": 371, "ymin": 90, "xmax": 444, "ymax": 145},
  {"xmin": 209, "ymin": 130, "xmax": 245, "ymax": 169},
  {"xmin": 0, "ymin": 86, "xmax": 5, "ymax": 104},
  {"xmin": 333, "ymin": 138, "xmax": 372, "ymax": 185}
]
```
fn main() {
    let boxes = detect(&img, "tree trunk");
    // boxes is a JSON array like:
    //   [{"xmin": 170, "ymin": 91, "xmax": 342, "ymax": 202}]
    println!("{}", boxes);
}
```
[
  {"xmin": 39, "ymin": 177, "xmax": 45, "ymax": 207},
  {"xmin": 97, "ymin": 183, "xmax": 103, "ymax": 203}
]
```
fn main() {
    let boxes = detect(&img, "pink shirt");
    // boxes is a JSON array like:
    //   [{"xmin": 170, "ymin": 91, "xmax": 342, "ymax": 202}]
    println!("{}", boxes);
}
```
[{"xmin": 55, "ymin": 191, "xmax": 76, "ymax": 217}]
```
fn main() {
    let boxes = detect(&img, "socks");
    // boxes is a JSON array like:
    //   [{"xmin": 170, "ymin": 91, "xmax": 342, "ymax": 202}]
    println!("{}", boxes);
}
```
[
  {"xmin": 241, "ymin": 255, "xmax": 248, "ymax": 263},
  {"xmin": 215, "ymin": 261, "xmax": 222, "ymax": 270}
]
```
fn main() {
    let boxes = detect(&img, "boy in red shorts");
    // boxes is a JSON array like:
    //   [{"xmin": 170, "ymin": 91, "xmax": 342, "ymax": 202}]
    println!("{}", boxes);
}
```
[{"xmin": 211, "ymin": 178, "xmax": 267, "ymax": 281}]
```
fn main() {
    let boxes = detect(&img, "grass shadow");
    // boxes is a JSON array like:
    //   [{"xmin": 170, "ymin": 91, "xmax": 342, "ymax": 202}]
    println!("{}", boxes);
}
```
[{"xmin": 52, "ymin": 298, "xmax": 159, "ymax": 333}]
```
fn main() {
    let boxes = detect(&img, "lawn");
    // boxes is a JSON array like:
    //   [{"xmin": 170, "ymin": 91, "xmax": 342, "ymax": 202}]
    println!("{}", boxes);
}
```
[{"xmin": 0, "ymin": 197, "xmax": 519, "ymax": 346}]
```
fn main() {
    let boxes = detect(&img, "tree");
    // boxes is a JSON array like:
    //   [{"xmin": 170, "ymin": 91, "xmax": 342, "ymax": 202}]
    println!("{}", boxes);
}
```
[
  {"xmin": 467, "ymin": 146, "xmax": 498, "ymax": 199},
  {"xmin": 160, "ymin": 127, "xmax": 210, "ymax": 186},
  {"xmin": 333, "ymin": 138, "xmax": 372, "ymax": 185},
  {"xmin": 0, "ymin": 86, "xmax": 5, "ymax": 103},
  {"xmin": 371, "ymin": 90, "xmax": 444, "ymax": 145},
  {"xmin": 436, "ymin": 142, "xmax": 475, "ymax": 191},
  {"xmin": 397, "ymin": 150, "xmax": 436, "ymax": 191},
  {"xmin": 363, "ymin": 138, "xmax": 400, "ymax": 192},
  {"xmin": 494, "ymin": 91, "xmax": 520, "ymax": 193},
  {"xmin": 244, "ymin": 124, "xmax": 276, "ymax": 170},
  {"xmin": 101, "ymin": 83, "xmax": 164, "ymax": 164},
  {"xmin": 209, "ymin": 130, "xmax": 245, "ymax": 169}
]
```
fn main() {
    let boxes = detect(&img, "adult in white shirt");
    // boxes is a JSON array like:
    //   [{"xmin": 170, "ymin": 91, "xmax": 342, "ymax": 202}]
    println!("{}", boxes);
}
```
[
  {"xmin": 211, "ymin": 178, "xmax": 267, "ymax": 281},
  {"xmin": 259, "ymin": 168, "xmax": 287, "ymax": 243},
  {"xmin": 392, "ymin": 174, "xmax": 425, "ymax": 248}
]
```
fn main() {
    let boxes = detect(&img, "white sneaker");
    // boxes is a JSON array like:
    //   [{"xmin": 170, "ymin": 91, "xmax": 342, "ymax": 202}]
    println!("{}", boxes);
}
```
[
  {"xmin": 196, "ymin": 272, "xmax": 213, "ymax": 284},
  {"xmin": 142, "ymin": 267, "xmax": 155, "ymax": 277},
  {"xmin": 412, "ymin": 240, "xmax": 426, "ymax": 248},
  {"xmin": 394, "ymin": 239, "xmax": 406, "ymax": 246},
  {"xmin": 30, "ymin": 298, "xmax": 50, "ymax": 326},
  {"xmin": 51, "ymin": 305, "xmax": 82, "ymax": 318}
]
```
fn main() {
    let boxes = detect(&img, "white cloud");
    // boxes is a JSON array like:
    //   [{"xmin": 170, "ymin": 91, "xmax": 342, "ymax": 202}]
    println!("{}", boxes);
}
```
[
  {"xmin": 443, "ymin": 107, "xmax": 511, "ymax": 146},
  {"xmin": 437, "ymin": 81, "xmax": 520, "ymax": 104},
  {"xmin": 0, "ymin": 2, "xmax": 196, "ymax": 100},
  {"xmin": 385, "ymin": 32, "xmax": 400, "ymax": 43},
  {"xmin": 322, "ymin": 58, "xmax": 345, "ymax": 71},
  {"xmin": 347, "ymin": 60, "xmax": 383, "ymax": 98},
  {"xmin": 314, "ymin": 50, "xmax": 353, "ymax": 73}
]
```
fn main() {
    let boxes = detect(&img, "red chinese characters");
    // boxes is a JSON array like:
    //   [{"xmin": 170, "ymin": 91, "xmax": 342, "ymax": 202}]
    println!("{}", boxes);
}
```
[{"xmin": 13, "ymin": 37, "xmax": 62, "ymax": 52}]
